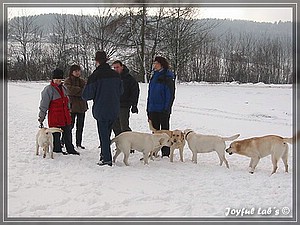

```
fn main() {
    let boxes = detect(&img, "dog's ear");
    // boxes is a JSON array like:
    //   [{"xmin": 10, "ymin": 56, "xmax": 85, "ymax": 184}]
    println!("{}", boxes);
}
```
[
  {"xmin": 231, "ymin": 142, "xmax": 241, "ymax": 152},
  {"xmin": 159, "ymin": 137, "xmax": 168, "ymax": 145},
  {"xmin": 235, "ymin": 142, "xmax": 241, "ymax": 152},
  {"xmin": 181, "ymin": 132, "xmax": 184, "ymax": 140},
  {"xmin": 159, "ymin": 137, "xmax": 165, "ymax": 145}
]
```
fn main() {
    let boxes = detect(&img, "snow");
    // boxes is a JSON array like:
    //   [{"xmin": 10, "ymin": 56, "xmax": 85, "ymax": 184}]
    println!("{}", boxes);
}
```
[{"xmin": 7, "ymin": 81, "xmax": 294, "ymax": 221}]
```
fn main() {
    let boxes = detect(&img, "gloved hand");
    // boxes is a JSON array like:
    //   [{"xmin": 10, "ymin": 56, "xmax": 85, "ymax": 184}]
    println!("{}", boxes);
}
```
[
  {"xmin": 162, "ymin": 110, "xmax": 170, "ymax": 115},
  {"xmin": 131, "ymin": 105, "xmax": 138, "ymax": 114},
  {"xmin": 38, "ymin": 118, "xmax": 44, "ymax": 128}
]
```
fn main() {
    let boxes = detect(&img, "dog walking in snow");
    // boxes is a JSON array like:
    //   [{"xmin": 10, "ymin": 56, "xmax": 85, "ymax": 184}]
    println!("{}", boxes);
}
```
[
  {"xmin": 184, "ymin": 129, "xmax": 240, "ymax": 168},
  {"xmin": 226, "ymin": 135, "xmax": 293, "ymax": 174},
  {"xmin": 148, "ymin": 119, "xmax": 186, "ymax": 162},
  {"xmin": 111, "ymin": 131, "xmax": 172, "ymax": 166},
  {"xmin": 36, "ymin": 127, "xmax": 63, "ymax": 159}
]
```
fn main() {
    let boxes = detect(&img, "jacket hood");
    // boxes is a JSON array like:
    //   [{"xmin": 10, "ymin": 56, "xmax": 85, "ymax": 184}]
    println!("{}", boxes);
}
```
[
  {"xmin": 162, "ymin": 69, "xmax": 174, "ymax": 78},
  {"xmin": 50, "ymin": 81, "xmax": 63, "ymax": 88},
  {"xmin": 121, "ymin": 65, "xmax": 130, "ymax": 77},
  {"xmin": 97, "ymin": 63, "xmax": 111, "ymax": 70},
  {"xmin": 153, "ymin": 69, "xmax": 174, "ymax": 79}
]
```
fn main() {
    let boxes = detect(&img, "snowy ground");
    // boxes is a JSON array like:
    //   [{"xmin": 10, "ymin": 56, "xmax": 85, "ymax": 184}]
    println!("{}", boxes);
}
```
[{"xmin": 6, "ymin": 81, "xmax": 294, "ymax": 222}]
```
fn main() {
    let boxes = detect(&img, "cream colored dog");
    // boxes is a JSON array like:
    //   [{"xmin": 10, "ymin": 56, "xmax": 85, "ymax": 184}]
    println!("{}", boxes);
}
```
[
  {"xmin": 148, "ymin": 119, "xmax": 185, "ymax": 162},
  {"xmin": 111, "ymin": 131, "xmax": 172, "ymax": 166},
  {"xmin": 184, "ymin": 129, "xmax": 240, "ymax": 168},
  {"xmin": 35, "ymin": 127, "xmax": 63, "ymax": 159},
  {"xmin": 225, "ymin": 135, "xmax": 293, "ymax": 174}
]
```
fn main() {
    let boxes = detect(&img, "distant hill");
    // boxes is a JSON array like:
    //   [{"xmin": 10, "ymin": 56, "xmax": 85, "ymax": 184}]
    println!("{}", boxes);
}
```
[
  {"xmin": 8, "ymin": 13, "xmax": 292, "ymax": 40},
  {"xmin": 204, "ymin": 18, "xmax": 292, "ymax": 39}
]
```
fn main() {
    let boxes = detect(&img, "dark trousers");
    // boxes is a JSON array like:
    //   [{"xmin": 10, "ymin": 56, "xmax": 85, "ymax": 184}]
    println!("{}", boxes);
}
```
[
  {"xmin": 53, "ymin": 125, "xmax": 75, "ymax": 153},
  {"xmin": 112, "ymin": 107, "xmax": 131, "ymax": 136},
  {"xmin": 97, "ymin": 119, "xmax": 114, "ymax": 162},
  {"xmin": 71, "ymin": 112, "xmax": 85, "ymax": 146},
  {"xmin": 148, "ymin": 112, "xmax": 171, "ymax": 156}
]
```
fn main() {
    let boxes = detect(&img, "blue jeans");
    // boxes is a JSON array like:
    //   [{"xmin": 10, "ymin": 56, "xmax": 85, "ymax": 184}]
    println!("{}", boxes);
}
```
[{"xmin": 97, "ymin": 119, "xmax": 114, "ymax": 162}]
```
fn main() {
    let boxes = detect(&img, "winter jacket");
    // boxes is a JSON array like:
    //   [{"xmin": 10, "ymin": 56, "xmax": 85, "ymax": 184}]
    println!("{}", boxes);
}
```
[
  {"xmin": 147, "ymin": 69, "xmax": 175, "ymax": 114},
  {"xmin": 64, "ymin": 75, "xmax": 88, "ymax": 113},
  {"xmin": 38, "ymin": 81, "xmax": 72, "ymax": 127},
  {"xmin": 119, "ymin": 66, "xmax": 140, "ymax": 108},
  {"xmin": 82, "ymin": 63, "xmax": 123, "ymax": 121}
]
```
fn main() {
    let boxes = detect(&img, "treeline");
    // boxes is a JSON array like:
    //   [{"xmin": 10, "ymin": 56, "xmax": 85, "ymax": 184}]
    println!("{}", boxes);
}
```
[{"xmin": 7, "ymin": 7, "xmax": 293, "ymax": 84}]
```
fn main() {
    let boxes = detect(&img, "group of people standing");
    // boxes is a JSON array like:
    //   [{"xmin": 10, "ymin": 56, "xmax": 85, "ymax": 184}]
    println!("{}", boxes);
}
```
[{"xmin": 38, "ymin": 50, "xmax": 176, "ymax": 166}]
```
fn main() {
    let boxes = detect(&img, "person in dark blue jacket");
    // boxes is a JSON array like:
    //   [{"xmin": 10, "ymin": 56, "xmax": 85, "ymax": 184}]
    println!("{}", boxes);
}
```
[
  {"xmin": 147, "ymin": 56, "xmax": 175, "ymax": 157},
  {"xmin": 82, "ymin": 51, "xmax": 123, "ymax": 166}
]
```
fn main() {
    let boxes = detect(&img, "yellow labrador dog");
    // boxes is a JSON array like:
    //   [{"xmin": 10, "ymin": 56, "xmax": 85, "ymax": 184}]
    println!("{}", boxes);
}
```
[
  {"xmin": 184, "ymin": 129, "xmax": 240, "ymax": 168},
  {"xmin": 35, "ymin": 127, "xmax": 63, "ymax": 159},
  {"xmin": 112, "ymin": 131, "xmax": 172, "ymax": 166},
  {"xmin": 225, "ymin": 135, "xmax": 293, "ymax": 174},
  {"xmin": 148, "ymin": 119, "xmax": 185, "ymax": 162}
]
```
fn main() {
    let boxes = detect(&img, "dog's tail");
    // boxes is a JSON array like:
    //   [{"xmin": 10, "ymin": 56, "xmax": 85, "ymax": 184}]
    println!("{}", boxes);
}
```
[
  {"xmin": 282, "ymin": 131, "xmax": 300, "ymax": 144},
  {"xmin": 221, "ymin": 134, "xmax": 240, "ymax": 141},
  {"xmin": 282, "ymin": 138, "xmax": 293, "ymax": 144},
  {"xmin": 148, "ymin": 119, "xmax": 158, "ymax": 133},
  {"xmin": 45, "ymin": 127, "xmax": 63, "ymax": 133},
  {"xmin": 111, "ymin": 137, "xmax": 117, "ymax": 145}
]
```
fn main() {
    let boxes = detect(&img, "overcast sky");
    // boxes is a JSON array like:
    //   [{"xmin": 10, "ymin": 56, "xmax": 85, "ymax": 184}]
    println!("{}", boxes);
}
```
[{"xmin": 7, "ymin": 6, "xmax": 292, "ymax": 23}]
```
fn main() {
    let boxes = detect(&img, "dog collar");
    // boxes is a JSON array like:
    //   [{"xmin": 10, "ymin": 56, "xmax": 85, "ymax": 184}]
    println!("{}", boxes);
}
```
[{"xmin": 185, "ymin": 130, "xmax": 193, "ymax": 139}]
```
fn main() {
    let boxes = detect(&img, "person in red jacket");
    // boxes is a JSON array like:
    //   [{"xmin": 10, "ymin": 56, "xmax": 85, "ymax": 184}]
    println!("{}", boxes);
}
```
[{"xmin": 38, "ymin": 68, "xmax": 80, "ymax": 155}]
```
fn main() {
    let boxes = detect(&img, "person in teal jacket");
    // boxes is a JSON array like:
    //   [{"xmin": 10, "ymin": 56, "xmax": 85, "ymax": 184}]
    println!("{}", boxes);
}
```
[{"xmin": 146, "ymin": 56, "xmax": 176, "ymax": 157}]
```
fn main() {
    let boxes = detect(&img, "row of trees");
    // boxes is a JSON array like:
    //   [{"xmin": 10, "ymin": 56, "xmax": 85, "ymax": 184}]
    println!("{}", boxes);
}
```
[{"xmin": 7, "ymin": 7, "xmax": 293, "ymax": 84}]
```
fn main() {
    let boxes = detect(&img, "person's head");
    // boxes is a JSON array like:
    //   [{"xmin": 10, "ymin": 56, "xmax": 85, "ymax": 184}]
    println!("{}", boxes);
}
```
[
  {"xmin": 95, "ymin": 50, "xmax": 108, "ymax": 65},
  {"xmin": 112, "ymin": 60, "xmax": 124, "ymax": 74},
  {"xmin": 52, "ymin": 68, "xmax": 64, "ymax": 84},
  {"xmin": 153, "ymin": 56, "xmax": 169, "ymax": 71},
  {"xmin": 69, "ymin": 64, "xmax": 81, "ymax": 77}
]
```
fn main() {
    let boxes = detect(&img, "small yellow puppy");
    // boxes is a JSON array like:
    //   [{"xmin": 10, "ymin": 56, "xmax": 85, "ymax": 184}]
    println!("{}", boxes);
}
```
[{"xmin": 35, "ymin": 127, "xmax": 63, "ymax": 159}]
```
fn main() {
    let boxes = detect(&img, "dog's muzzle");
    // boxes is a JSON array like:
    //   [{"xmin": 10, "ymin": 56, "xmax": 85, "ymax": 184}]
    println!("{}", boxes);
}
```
[{"xmin": 225, "ymin": 149, "xmax": 233, "ymax": 155}]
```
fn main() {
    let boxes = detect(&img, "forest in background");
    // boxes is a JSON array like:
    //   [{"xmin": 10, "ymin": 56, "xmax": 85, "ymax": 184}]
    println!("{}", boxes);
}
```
[{"xmin": 6, "ymin": 7, "xmax": 293, "ymax": 84}]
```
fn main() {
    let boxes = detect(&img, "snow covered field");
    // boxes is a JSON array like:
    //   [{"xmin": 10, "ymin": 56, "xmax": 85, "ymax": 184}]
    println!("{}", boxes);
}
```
[{"xmin": 6, "ymin": 81, "xmax": 294, "ymax": 222}]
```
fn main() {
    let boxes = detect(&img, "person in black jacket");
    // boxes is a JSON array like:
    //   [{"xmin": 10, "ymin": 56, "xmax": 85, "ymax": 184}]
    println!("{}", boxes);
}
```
[
  {"xmin": 112, "ymin": 60, "xmax": 140, "ymax": 140},
  {"xmin": 82, "ymin": 51, "xmax": 123, "ymax": 166}
]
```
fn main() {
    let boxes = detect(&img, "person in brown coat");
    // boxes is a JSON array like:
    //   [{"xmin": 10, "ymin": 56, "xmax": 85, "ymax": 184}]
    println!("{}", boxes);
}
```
[{"xmin": 64, "ymin": 65, "xmax": 88, "ymax": 149}]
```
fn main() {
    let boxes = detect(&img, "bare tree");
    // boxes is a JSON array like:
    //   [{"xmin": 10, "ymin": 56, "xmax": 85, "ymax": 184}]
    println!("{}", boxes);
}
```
[
  {"xmin": 83, "ymin": 8, "xmax": 127, "ymax": 58},
  {"xmin": 8, "ymin": 14, "xmax": 43, "ymax": 80},
  {"xmin": 50, "ymin": 14, "xmax": 72, "ymax": 71},
  {"xmin": 120, "ymin": 7, "xmax": 149, "ymax": 82},
  {"xmin": 6, "ymin": 11, "xmax": 292, "ymax": 84},
  {"xmin": 160, "ymin": 7, "xmax": 219, "ymax": 81},
  {"xmin": 68, "ymin": 14, "xmax": 94, "ymax": 77}
]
